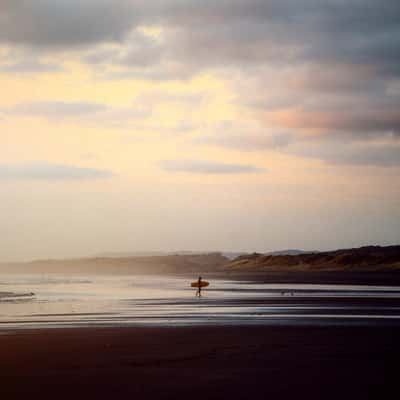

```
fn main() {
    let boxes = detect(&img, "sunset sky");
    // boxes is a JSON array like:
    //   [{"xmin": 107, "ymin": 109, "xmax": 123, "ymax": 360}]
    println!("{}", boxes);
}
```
[{"xmin": 1, "ymin": 0, "xmax": 399, "ymax": 261}]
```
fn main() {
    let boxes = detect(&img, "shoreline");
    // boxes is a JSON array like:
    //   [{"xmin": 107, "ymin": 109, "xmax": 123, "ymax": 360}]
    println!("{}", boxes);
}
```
[
  {"xmin": 3, "ymin": 270, "xmax": 400, "ymax": 285},
  {"xmin": 2, "ymin": 272, "xmax": 400, "ymax": 330},
  {"xmin": 205, "ymin": 270, "xmax": 400, "ymax": 285}
]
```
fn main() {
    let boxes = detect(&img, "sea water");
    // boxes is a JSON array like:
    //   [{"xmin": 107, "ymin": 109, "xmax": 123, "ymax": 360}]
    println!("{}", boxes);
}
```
[{"xmin": 1, "ymin": 274, "xmax": 400, "ymax": 329}]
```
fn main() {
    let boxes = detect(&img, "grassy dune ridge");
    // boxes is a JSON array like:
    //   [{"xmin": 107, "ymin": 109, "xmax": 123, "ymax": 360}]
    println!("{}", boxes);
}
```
[{"xmin": 227, "ymin": 245, "xmax": 400, "ymax": 272}]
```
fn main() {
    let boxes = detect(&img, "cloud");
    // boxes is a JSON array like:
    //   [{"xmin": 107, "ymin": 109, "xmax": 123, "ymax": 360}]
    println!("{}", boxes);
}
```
[
  {"xmin": 0, "ymin": 0, "xmax": 137, "ymax": 48},
  {"xmin": 1, "ymin": 0, "xmax": 400, "ymax": 149},
  {"xmin": 261, "ymin": 103, "xmax": 400, "ymax": 137},
  {"xmin": 82, "ymin": 30, "xmax": 164, "ymax": 68},
  {"xmin": 82, "ymin": 48, "xmax": 121, "ymax": 65},
  {"xmin": 1, "ymin": 1, "xmax": 399, "ymax": 74},
  {"xmin": 6, "ymin": 101, "xmax": 108, "ymax": 118},
  {"xmin": 0, "ymin": 60, "xmax": 62, "ymax": 74},
  {"xmin": 0, "ymin": 162, "xmax": 113, "ymax": 181},
  {"xmin": 160, "ymin": 0, "xmax": 400, "ymax": 76},
  {"xmin": 192, "ymin": 120, "xmax": 293, "ymax": 151},
  {"xmin": 191, "ymin": 121, "xmax": 400, "ymax": 167},
  {"xmin": 195, "ymin": 132, "xmax": 293, "ymax": 151},
  {"xmin": 159, "ymin": 160, "xmax": 263, "ymax": 174},
  {"xmin": 2, "ymin": 101, "xmax": 151, "ymax": 128},
  {"xmin": 2, "ymin": 1, "xmax": 399, "ymax": 86},
  {"xmin": 136, "ymin": 91, "xmax": 205, "ymax": 105},
  {"xmin": 118, "ymin": 31, "xmax": 163, "ymax": 67},
  {"xmin": 288, "ymin": 141, "xmax": 400, "ymax": 167},
  {"xmin": 76, "ymin": 0, "xmax": 400, "ymax": 142}
]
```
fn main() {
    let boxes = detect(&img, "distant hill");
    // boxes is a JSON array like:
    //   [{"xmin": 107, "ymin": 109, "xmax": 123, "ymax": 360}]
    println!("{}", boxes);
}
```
[
  {"xmin": 264, "ymin": 249, "xmax": 318, "ymax": 256},
  {"xmin": 1, "ymin": 246, "xmax": 399, "ymax": 275},
  {"xmin": 226, "ymin": 245, "xmax": 400, "ymax": 272},
  {"xmin": 95, "ymin": 251, "xmax": 246, "ymax": 260},
  {"xmin": 0, "ymin": 253, "xmax": 228, "ymax": 275}
]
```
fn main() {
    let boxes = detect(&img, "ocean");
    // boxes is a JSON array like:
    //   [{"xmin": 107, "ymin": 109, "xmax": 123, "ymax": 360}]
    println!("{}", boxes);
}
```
[{"xmin": 1, "ymin": 273, "xmax": 400, "ymax": 329}]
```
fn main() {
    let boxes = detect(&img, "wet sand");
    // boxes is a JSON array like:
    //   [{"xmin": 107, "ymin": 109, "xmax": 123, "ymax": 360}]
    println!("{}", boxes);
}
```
[
  {"xmin": 1, "ymin": 325, "xmax": 398, "ymax": 399},
  {"xmin": 208, "ymin": 270, "xmax": 400, "ymax": 286}
]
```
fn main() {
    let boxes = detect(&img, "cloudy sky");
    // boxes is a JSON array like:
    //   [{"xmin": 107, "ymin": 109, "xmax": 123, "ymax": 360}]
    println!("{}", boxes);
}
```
[{"xmin": 1, "ymin": 0, "xmax": 399, "ymax": 261}]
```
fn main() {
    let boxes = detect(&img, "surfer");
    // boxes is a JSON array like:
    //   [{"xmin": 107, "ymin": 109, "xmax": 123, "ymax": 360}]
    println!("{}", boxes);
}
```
[
  {"xmin": 197, "ymin": 276, "xmax": 203, "ymax": 297},
  {"xmin": 190, "ymin": 277, "xmax": 209, "ymax": 296}
]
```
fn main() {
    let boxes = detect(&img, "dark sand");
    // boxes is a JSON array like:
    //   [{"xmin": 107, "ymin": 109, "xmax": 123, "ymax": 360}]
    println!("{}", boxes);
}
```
[{"xmin": 1, "ymin": 325, "xmax": 398, "ymax": 400}]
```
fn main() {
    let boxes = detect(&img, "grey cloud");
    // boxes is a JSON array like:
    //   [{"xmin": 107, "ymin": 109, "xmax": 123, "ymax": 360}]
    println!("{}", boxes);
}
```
[
  {"xmin": 195, "ymin": 132, "xmax": 292, "ymax": 151},
  {"xmin": 192, "ymin": 119, "xmax": 293, "ymax": 151},
  {"xmin": 159, "ymin": 160, "xmax": 263, "ymax": 174},
  {"xmin": 162, "ymin": 1, "xmax": 400, "ymax": 139},
  {"xmin": 83, "ymin": 32, "xmax": 163, "ymax": 68},
  {"xmin": 1, "ymin": 1, "xmax": 399, "ymax": 73},
  {"xmin": 0, "ymin": 60, "xmax": 62, "ymax": 74},
  {"xmin": 0, "ymin": 0, "xmax": 137, "ymax": 48},
  {"xmin": 3, "ymin": 100, "xmax": 151, "ymax": 129},
  {"xmin": 83, "ymin": 48, "xmax": 121, "ymax": 65},
  {"xmin": 192, "ymin": 123, "xmax": 400, "ymax": 167},
  {"xmin": 0, "ymin": 162, "xmax": 113, "ymax": 181},
  {"xmin": 1, "ymin": 0, "xmax": 400, "ymax": 145},
  {"xmin": 290, "ymin": 141, "xmax": 400, "ymax": 167},
  {"xmin": 6, "ymin": 101, "xmax": 108, "ymax": 119},
  {"xmin": 241, "ymin": 65, "xmax": 400, "ymax": 138},
  {"xmin": 265, "ymin": 103, "xmax": 400, "ymax": 137},
  {"xmin": 118, "ymin": 33, "xmax": 163, "ymax": 67},
  {"xmin": 145, "ymin": 0, "xmax": 400, "ymax": 80},
  {"xmin": 104, "ymin": 66, "xmax": 191, "ymax": 82},
  {"xmin": 3, "ymin": 1, "xmax": 398, "ymax": 81},
  {"xmin": 93, "ymin": 1, "xmax": 400, "ymax": 141},
  {"xmin": 119, "ymin": 47, "xmax": 162, "ymax": 67}
]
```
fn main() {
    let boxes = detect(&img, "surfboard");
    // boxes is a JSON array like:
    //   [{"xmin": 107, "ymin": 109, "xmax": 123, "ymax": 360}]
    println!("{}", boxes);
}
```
[{"xmin": 191, "ymin": 281, "xmax": 209, "ymax": 288}]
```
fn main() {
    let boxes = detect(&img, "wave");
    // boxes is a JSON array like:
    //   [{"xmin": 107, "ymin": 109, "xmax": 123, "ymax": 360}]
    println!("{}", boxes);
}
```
[{"xmin": 0, "ymin": 291, "xmax": 35, "ymax": 300}]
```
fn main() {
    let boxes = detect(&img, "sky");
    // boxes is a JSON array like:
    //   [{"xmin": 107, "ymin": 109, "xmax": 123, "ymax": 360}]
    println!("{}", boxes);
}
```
[{"xmin": 0, "ymin": 0, "xmax": 399, "ymax": 262}]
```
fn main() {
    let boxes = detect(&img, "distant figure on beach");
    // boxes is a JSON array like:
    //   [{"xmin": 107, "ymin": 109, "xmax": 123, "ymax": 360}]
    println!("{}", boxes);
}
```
[
  {"xmin": 197, "ymin": 276, "xmax": 203, "ymax": 297},
  {"xmin": 190, "ymin": 277, "xmax": 209, "ymax": 297}
]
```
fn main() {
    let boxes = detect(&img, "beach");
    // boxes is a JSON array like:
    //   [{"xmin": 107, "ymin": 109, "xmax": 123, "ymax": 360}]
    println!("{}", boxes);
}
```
[
  {"xmin": 1, "ymin": 273, "xmax": 400, "ymax": 399},
  {"xmin": 1, "ymin": 325, "xmax": 398, "ymax": 399},
  {"xmin": 3, "ymin": 273, "xmax": 400, "ymax": 328}
]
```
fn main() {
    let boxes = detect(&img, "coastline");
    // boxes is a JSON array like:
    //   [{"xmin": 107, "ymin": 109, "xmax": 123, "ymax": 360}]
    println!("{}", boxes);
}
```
[
  {"xmin": 204, "ymin": 270, "xmax": 400, "ymax": 285},
  {"xmin": 2, "ymin": 272, "xmax": 399, "ymax": 398},
  {"xmin": 2, "ymin": 272, "xmax": 400, "ymax": 329}
]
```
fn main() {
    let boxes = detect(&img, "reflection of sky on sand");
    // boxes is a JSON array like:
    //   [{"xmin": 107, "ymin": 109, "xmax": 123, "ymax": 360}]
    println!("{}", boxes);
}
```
[{"xmin": 1, "ymin": 274, "xmax": 400, "ymax": 329}]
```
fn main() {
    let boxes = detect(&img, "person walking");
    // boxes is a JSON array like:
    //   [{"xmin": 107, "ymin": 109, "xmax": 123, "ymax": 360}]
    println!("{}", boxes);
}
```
[{"xmin": 197, "ymin": 276, "xmax": 203, "ymax": 297}]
